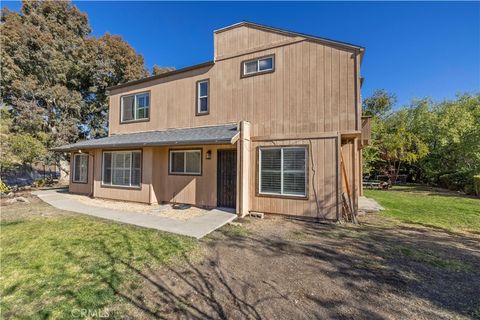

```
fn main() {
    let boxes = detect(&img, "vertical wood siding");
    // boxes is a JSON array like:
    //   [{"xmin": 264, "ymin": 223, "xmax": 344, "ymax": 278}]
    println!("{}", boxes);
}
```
[
  {"xmin": 250, "ymin": 137, "xmax": 340, "ymax": 220},
  {"xmin": 108, "ymin": 27, "xmax": 359, "ymax": 139},
  {"xmin": 91, "ymin": 25, "xmax": 362, "ymax": 218}
]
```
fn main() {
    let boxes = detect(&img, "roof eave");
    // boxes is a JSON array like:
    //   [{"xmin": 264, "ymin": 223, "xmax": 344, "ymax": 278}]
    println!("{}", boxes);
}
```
[
  {"xmin": 51, "ymin": 138, "xmax": 236, "ymax": 152},
  {"xmin": 106, "ymin": 61, "xmax": 215, "ymax": 93}
]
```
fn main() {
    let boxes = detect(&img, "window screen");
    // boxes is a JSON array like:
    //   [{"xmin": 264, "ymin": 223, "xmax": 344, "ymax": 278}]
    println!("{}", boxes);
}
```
[
  {"xmin": 73, "ymin": 154, "xmax": 88, "ymax": 183},
  {"xmin": 259, "ymin": 147, "xmax": 307, "ymax": 197},
  {"xmin": 102, "ymin": 151, "xmax": 141, "ymax": 187},
  {"xmin": 169, "ymin": 150, "xmax": 202, "ymax": 175},
  {"xmin": 242, "ymin": 56, "xmax": 274, "ymax": 76},
  {"xmin": 121, "ymin": 93, "xmax": 149, "ymax": 122}
]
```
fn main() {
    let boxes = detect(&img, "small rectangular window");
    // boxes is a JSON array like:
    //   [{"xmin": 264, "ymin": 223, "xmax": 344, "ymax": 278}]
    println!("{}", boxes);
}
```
[
  {"xmin": 169, "ymin": 150, "xmax": 202, "ymax": 175},
  {"xmin": 196, "ymin": 79, "xmax": 209, "ymax": 115},
  {"xmin": 73, "ymin": 154, "xmax": 88, "ymax": 183},
  {"xmin": 102, "ymin": 151, "xmax": 141, "ymax": 187},
  {"xmin": 259, "ymin": 146, "xmax": 307, "ymax": 197},
  {"xmin": 242, "ymin": 55, "xmax": 274, "ymax": 77},
  {"xmin": 121, "ymin": 92, "xmax": 149, "ymax": 122}
]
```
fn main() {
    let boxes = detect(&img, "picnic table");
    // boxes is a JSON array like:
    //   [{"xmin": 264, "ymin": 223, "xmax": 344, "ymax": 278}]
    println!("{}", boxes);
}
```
[{"xmin": 363, "ymin": 180, "xmax": 390, "ymax": 190}]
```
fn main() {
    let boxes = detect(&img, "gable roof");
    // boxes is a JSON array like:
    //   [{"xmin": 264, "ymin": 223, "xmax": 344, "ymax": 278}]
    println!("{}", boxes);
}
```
[{"xmin": 214, "ymin": 21, "xmax": 365, "ymax": 52}]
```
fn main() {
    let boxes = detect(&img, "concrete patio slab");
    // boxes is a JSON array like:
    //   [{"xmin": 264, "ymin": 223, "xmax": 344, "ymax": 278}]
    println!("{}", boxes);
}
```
[
  {"xmin": 358, "ymin": 196, "xmax": 384, "ymax": 213},
  {"xmin": 32, "ymin": 189, "xmax": 236, "ymax": 239}
]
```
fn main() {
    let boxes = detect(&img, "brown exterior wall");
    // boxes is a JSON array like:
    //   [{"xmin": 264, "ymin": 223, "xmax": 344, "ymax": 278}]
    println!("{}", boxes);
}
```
[
  {"xmin": 69, "ymin": 152, "xmax": 94, "ymax": 195},
  {"xmin": 152, "ymin": 144, "xmax": 235, "ymax": 208},
  {"xmin": 214, "ymin": 25, "xmax": 297, "ymax": 58},
  {"xmin": 340, "ymin": 138, "xmax": 361, "ymax": 212},
  {"xmin": 250, "ymin": 135, "xmax": 340, "ymax": 220},
  {"xmin": 69, "ymin": 145, "xmax": 235, "ymax": 208},
  {"xmin": 91, "ymin": 148, "xmax": 152, "ymax": 203},
  {"xmin": 108, "ymin": 25, "xmax": 360, "ymax": 139},
  {"xmin": 67, "ymin": 25, "xmax": 364, "ymax": 220}
]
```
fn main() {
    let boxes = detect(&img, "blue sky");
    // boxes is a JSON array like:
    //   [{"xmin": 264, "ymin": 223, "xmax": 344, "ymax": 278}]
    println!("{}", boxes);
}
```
[{"xmin": 3, "ymin": 1, "xmax": 479, "ymax": 108}]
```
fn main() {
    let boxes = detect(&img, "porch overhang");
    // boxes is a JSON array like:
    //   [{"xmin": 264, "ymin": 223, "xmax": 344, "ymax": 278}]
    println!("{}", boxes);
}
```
[{"xmin": 52, "ymin": 123, "xmax": 239, "ymax": 152}]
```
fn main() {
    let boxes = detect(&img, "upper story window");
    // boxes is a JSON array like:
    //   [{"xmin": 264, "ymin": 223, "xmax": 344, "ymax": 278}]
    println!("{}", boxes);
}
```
[
  {"xmin": 242, "ymin": 55, "xmax": 275, "ymax": 77},
  {"xmin": 121, "ymin": 92, "xmax": 149, "ymax": 123},
  {"xmin": 196, "ymin": 79, "xmax": 209, "ymax": 115}
]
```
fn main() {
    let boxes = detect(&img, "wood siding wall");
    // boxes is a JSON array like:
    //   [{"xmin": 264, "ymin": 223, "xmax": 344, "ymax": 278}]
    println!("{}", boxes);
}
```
[
  {"xmin": 250, "ymin": 136, "xmax": 340, "ymax": 220},
  {"xmin": 108, "ymin": 26, "xmax": 360, "ymax": 139},
  {"xmin": 74, "ymin": 25, "xmax": 364, "ymax": 219},
  {"xmin": 214, "ymin": 25, "xmax": 296, "ymax": 58},
  {"xmin": 152, "ymin": 144, "xmax": 235, "ymax": 208},
  {"xmin": 73, "ymin": 145, "xmax": 235, "ymax": 207},
  {"xmin": 69, "ymin": 152, "xmax": 94, "ymax": 195}
]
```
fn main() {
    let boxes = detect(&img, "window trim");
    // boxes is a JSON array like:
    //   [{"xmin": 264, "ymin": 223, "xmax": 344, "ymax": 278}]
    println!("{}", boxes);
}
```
[
  {"xmin": 241, "ymin": 54, "xmax": 275, "ymax": 78},
  {"xmin": 72, "ymin": 153, "xmax": 89, "ymax": 184},
  {"xmin": 119, "ymin": 91, "xmax": 151, "ymax": 124},
  {"xmin": 101, "ymin": 150, "xmax": 142, "ymax": 190},
  {"xmin": 195, "ymin": 79, "xmax": 210, "ymax": 116},
  {"xmin": 168, "ymin": 148, "xmax": 203, "ymax": 176},
  {"xmin": 256, "ymin": 145, "xmax": 309, "ymax": 200}
]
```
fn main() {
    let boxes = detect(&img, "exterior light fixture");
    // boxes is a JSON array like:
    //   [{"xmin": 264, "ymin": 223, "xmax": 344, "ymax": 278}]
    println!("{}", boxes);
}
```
[{"xmin": 206, "ymin": 150, "xmax": 212, "ymax": 160}]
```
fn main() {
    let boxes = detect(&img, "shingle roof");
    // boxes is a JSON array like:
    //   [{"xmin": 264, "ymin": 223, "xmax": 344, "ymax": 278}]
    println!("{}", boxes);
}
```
[{"xmin": 52, "ymin": 124, "xmax": 239, "ymax": 152}]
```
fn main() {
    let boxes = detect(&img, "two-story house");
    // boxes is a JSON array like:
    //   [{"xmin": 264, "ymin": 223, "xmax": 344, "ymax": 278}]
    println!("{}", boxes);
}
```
[{"xmin": 55, "ymin": 22, "xmax": 369, "ymax": 220}]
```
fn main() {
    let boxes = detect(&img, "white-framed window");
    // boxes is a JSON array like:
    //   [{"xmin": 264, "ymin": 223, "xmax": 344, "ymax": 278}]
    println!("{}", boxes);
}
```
[
  {"xmin": 121, "ymin": 92, "xmax": 149, "ymax": 122},
  {"xmin": 73, "ymin": 154, "xmax": 88, "ymax": 183},
  {"xmin": 242, "ymin": 55, "xmax": 274, "ymax": 77},
  {"xmin": 169, "ymin": 150, "xmax": 202, "ymax": 175},
  {"xmin": 102, "ymin": 151, "xmax": 141, "ymax": 187},
  {"xmin": 259, "ymin": 146, "xmax": 307, "ymax": 197},
  {"xmin": 196, "ymin": 79, "xmax": 209, "ymax": 114}
]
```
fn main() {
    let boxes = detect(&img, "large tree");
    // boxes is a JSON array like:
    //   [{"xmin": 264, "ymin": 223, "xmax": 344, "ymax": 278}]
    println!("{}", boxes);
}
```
[
  {"xmin": 363, "ymin": 90, "xmax": 480, "ymax": 193},
  {"xmin": 0, "ymin": 1, "xmax": 148, "ymax": 171}
]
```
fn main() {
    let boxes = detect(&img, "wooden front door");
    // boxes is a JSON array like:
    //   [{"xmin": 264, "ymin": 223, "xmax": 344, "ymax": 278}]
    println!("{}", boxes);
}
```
[{"xmin": 217, "ymin": 150, "xmax": 237, "ymax": 208}]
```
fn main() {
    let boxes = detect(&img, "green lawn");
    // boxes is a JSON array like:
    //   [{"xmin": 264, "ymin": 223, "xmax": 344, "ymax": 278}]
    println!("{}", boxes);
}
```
[
  {"xmin": 365, "ymin": 186, "xmax": 480, "ymax": 233},
  {"xmin": 0, "ymin": 201, "xmax": 197, "ymax": 319}
]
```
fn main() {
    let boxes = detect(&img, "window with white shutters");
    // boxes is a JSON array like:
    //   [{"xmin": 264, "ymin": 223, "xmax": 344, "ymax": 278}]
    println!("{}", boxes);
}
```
[
  {"xmin": 102, "ymin": 151, "xmax": 141, "ymax": 187},
  {"xmin": 259, "ymin": 146, "xmax": 307, "ymax": 197}
]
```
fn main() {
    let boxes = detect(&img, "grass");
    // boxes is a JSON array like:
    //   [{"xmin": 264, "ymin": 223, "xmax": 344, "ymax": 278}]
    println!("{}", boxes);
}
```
[
  {"xmin": 220, "ymin": 223, "xmax": 249, "ymax": 238},
  {"xmin": 0, "ymin": 201, "xmax": 197, "ymax": 319},
  {"xmin": 386, "ymin": 244, "xmax": 473, "ymax": 272},
  {"xmin": 364, "ymin": 186, "xmax": 480, "ymax": 234}
]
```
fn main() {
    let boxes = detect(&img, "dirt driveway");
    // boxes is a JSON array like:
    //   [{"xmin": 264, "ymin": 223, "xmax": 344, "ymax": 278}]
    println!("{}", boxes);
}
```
[{"xmin": 118, "ymin": 215, "xmax": 480, "ymax": 319}]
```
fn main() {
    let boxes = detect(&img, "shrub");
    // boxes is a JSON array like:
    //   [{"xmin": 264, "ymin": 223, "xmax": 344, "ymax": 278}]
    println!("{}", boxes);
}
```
[
  {"xmin": 0, "ymin": 179, "xmax": 11, "ymax": 194},
  {"xmin": 34, "ymin": 178, "xmax": 53, "ymax": 188},
  {"xmin": 474, "ymin": 175, "xmax": 480, "ymax": 197},
  {"xmin": 8, "ymin": 134, "xmax": 47, "ymax": 164},
  {"xmin": 438, "ymin": 171, "xmax": 475, "ymax": 194}
]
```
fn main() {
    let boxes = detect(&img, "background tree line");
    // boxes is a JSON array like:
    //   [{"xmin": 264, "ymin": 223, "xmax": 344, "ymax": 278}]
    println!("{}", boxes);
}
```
[
  {"xmin": 363, "ymin": 90, "xmax": 480, "ymax": 195},
  {"xmin": 0, "ymin": 0, "xmax": 172, "ymax": 176}
]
